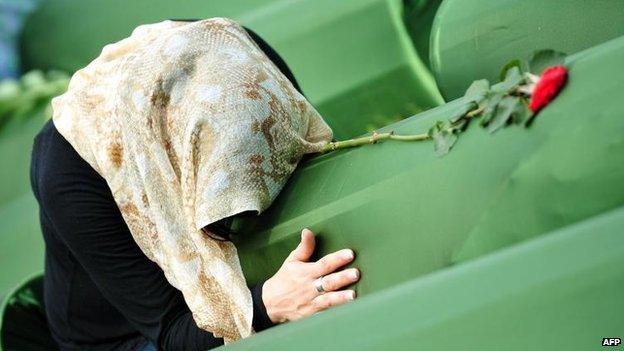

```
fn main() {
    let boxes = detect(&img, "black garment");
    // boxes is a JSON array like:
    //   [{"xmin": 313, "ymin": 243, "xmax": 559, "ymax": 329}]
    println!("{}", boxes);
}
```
[{"xmin": 30, "ymin": 120, "xmax": 274, "ymax": 351}]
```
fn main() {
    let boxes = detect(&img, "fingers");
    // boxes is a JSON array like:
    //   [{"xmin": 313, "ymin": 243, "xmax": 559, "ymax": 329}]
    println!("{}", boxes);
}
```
[
  {"xmin": 312, "ymin": 290, "xmax": 356, "ymax": 312},
  {"xmin": 287, "ymin": 228, "xmax": 316, "ymax": 262},
  {"xmin": 320, "ymin": 268, "xmax": 360, "ymax": 292},
  {"xmin": 313, "ymin": 248, "xmax": 355, "ymax": 276}
]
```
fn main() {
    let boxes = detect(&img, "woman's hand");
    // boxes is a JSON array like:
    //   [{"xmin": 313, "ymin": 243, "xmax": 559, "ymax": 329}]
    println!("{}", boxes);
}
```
[{"xmin": 262, "ymin": 228, "xmax": 360, "ymax": 323}]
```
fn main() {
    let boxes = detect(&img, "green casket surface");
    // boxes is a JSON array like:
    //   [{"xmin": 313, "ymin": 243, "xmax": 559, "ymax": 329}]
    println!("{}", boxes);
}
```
[
  {"xmin": 233, "ymin": 36, "xmax": 624, "ymax": 297},
  {"xmin": 20, "ymin": 0, "xmax": 442, "ymax": 138},
  {"xmin": 224, "ymin": 206, "xmax": 624, "ymax": 351},
  {"xmin": 430, "ymin": 0, "xmax": 624, "ymax": 100}
]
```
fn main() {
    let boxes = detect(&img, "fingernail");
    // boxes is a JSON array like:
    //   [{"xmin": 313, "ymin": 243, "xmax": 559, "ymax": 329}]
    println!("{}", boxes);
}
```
[
  {"xmin": 343, "ymin": 249, "xmax": 354, "ymax": 260},
  {"xmin": 350, "ymin": 269, "xmax": 359, "ymax": 280},
  {"xmin": 347, "ymin": 291, "xmax": 356, "ymax": 300}
]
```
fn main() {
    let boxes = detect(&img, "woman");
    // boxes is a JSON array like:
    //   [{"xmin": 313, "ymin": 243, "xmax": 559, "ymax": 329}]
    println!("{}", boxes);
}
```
[{"xmin": 30, "ymin": 18, "xmax": 360, "ymax": 350}]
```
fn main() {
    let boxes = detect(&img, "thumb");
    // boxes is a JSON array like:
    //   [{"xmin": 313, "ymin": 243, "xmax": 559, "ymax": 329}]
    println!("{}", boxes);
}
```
[{"xmin": 288, "ymin": 228, "xmax": 316, "ymax": 262}]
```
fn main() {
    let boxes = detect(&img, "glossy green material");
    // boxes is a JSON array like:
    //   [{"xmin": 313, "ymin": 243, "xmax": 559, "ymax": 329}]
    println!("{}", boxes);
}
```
[
  {"xmin": 234, "ymin": 37, "xmax": 624, "ymax": 298},
  {"xmin": 430, "ymin": 0, "xmax": 624, "ymax": 100},
  {"xmin": 20, "ymin": 0, "xmax": 442, "ymax": 138},
  {"xmin": 225, "ymin": 206, "xmax": 624, "ymax": 351}
]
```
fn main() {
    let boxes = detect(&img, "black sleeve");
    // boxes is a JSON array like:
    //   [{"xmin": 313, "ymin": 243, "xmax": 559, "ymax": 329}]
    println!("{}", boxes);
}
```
[
  {"xmin": 161, "ymin": 281, "xmax": 274, "ymax": 348},
  {"xmin": 36, "ymin": 124, "xmax": 273, "ymax": 350},
  {"xmin": 251, "ymin": 281, "xmax": 275, "ymax": 332}
]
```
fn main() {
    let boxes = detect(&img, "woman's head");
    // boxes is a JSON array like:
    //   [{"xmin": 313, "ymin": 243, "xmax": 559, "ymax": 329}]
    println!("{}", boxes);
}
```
[
  {"xmin": 168, "ymin": 20, "xmax": 303, "ymax": 241},
  {"xmin": 169, "ymin": 19, "xmax": 302, "ymax": 94}
]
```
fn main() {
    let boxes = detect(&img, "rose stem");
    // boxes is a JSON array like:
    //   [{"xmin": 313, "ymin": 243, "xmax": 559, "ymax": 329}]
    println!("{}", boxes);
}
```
[
  {"xmin": 319, "ymin": 104, "xmax": 483, "ymax": 154},
  {"xmin": 319, "ymin": 131, "xmax": 430, "ymax": 153}
]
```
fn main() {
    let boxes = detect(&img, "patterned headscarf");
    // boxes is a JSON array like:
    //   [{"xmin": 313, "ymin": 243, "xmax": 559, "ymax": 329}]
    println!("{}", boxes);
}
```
[{"xmin": 51, "ymin": 18, "xmax": 332, "ymax": 342}]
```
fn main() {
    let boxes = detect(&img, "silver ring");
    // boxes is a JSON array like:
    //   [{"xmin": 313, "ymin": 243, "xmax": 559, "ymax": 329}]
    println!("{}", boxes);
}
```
[{"xmin": 314, "ymin": 277, "xmax": 325, "ymax": 294}]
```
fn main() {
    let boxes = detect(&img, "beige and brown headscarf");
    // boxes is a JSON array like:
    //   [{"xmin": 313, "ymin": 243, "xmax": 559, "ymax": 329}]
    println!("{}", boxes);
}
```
[{"xmin": 51, "ymin": 18, "xmax": 332, "ymax": 342}]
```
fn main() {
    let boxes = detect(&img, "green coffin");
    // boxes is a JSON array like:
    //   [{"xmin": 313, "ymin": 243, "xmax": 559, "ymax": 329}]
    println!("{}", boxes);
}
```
[
  {"xmin": 20, "ymin": 0, "xmax": 442, "ymax": 138},
  {"xmin": 429, "ymin": 0, "xmax": 624, "ymax": 100},
  {"xmin": 234, "ymin": 36, "xmax": 624, "ymax": 298},
  {"xmin": 224, "ymin": 206, "xmax": 624, "ymax": 351}
]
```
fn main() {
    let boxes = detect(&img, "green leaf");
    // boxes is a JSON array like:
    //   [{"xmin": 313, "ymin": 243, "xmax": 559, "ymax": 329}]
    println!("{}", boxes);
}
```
[
  {"xmin": 499, "ymin": 59, "xmax": 526, "ymax": 81},
  {"xmin": 487, "ymin": 96, "xmax": 519, "ymax": 133},
  {"xmin": 492, "ymin": 66, "xmax": 523, "ymax": 93},
  {"xmin": 435, "ymin": 131, "xmax": 458, "ymax": 157},
  {"xmin": 512, "ymin": 99, "xmax": 532, "ymax": 125},
  {"xmin": 479, "ymin": 92, "xmax": 504, "ymax": 127},
  {"xmin": 464, "ymin": 79, "xmax": 489, "ymax": 103},
  {"xmin": 429, "ymin": 121, "xmax": 458, "ymax": 156},
  {"xmin": 452, "ymin": 118, "xmax": 470, "ymax": 132},
  {"xmin": 449, "ymin": 101, "xmax": 477, "ymax": 124},
  {"xmin": 428, "ymin": 120, "xmax": 443, "ymax": 137},
  {"xmin": 528, "ymin": 49, "xmax": 566, "ymax": 75}
]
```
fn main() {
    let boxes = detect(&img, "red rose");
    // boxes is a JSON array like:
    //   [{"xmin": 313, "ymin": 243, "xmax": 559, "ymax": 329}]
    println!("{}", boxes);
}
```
[{"xmin": 529, "ymin": 65, "xmax": 568, "ymax": 113}]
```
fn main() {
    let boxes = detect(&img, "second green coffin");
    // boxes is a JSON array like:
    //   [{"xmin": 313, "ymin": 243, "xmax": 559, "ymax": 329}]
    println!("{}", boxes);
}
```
[{"xmin": 233, "ymin": 36, "xmax": 624, "ymax": 297}]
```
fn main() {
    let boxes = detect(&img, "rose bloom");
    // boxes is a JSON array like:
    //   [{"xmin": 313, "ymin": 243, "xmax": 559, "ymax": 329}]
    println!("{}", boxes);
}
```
[{"xmin": 529, "ymin": 65, "xmax": 568, "ymax": 113}]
